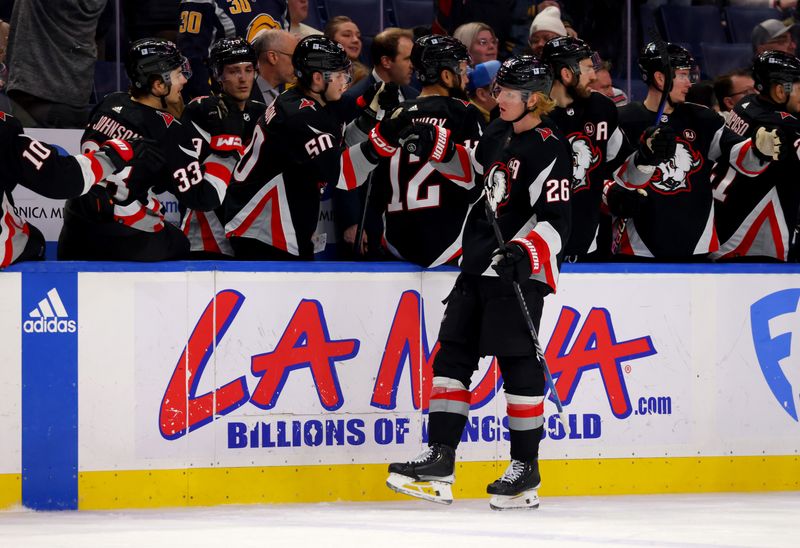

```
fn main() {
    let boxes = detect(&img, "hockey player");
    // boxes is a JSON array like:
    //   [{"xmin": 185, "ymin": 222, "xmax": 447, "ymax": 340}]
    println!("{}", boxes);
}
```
[
  {"xmin": 181, "ymin": 37, "xmax": 266, "ymax": 258},
  {"xmin": 608, "ymin": 42, "xmax": 778, "ymax": 260},
  {"xmin": 58, "ymin": 38, "xmax": 244, "ymax": 261},
  {"xmin": 224, "ymin": 35, "xmax": 351, "ymax": 260},
  {"xmin": 386, "ymin": 56, "xmax": 572, "ymax": 510},
  {"xmin": 337, "ymin": 34, "xmax": 486, "ymax": 267},
  {"xmin": 178, "ymin": 0, "xmax": 288, "ymax": 99},
  {"xmin": 542, "ymin": 36, "xmax": 631, "ymax": 261},
  {"xmin": 711, "ymin": 51, "xmax": 800, "ymax": 262},
  {"xmin": 0, "ymin": 111, "xmax": 143, "ymax": 268}
]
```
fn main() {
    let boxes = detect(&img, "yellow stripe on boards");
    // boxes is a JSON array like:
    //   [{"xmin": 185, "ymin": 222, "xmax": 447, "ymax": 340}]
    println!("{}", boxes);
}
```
[
  {"xmin": 77, "ymin": 456, "xmax": 800, "ymax": 510},
  {"xmin": 0, "ymin": 473, "xmax": 21, "ymax": 509}
]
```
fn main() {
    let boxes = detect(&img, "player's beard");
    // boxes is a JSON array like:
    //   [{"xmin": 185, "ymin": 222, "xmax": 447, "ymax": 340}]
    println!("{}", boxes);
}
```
[
  {"xmin": 568, "ymin": 83, "xmax": 592, "ymax": 101},
  {"xmin": 447, "ymin": 82, "xmax": 469, "ymax": 101}
]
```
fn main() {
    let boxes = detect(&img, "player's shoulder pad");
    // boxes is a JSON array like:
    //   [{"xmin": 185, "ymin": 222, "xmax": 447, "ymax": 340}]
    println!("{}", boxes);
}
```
[
  {"xmin": 588, "ymin": 90, "xmax": 618, "ymax": 114},
  {"xmin": 618, "ymin": 101, "xmax": 650, "ymax": 121}
]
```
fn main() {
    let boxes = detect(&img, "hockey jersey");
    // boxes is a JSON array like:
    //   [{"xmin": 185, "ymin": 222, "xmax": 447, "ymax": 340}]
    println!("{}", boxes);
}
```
[
  {"xmin": 0, "ymin": 112, "xmax": 117, "ymax": 268},
  {"xmin": 460, "ymin": 118, "xmax": 572, "ymax": 293},
  {"xmin": 338, "ymin": 96, "xmax": 485, "ymax": 267},
  {"xmin": 224, "ymin": 87, "xmax": 344, "ymax": 259},
  {"xmin": 70, "ymin": 92, "xmax": 238, "ymax": 233},
  {"xmin": 613, "ymin": 101, "xmax": 767, "ymax": 258},
  {"xmin": 711, "ymin": 95, "xmax": 800, "ymax": 261},
  {"xmin": 547, "ymin": 92, "xmax": 631, "ymax": 256},
  {"xmin": 180, "ymin": 95, "xmax": 266, "ymax": 256},
  {"xmin": 178, "ymin": 0, "xmax": 287, "ymax": 98}
]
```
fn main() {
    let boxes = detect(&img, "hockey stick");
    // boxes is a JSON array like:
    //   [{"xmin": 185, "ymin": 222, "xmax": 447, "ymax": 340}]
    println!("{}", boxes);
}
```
[
  {"xmin": 611, "ymin": 26, "xmax": 671, "ymax": 255},
  {"xmin": 485, "ymin": 201, "xmax": 570, "ymax": 435},
  {"xmin": 353, "ymin": 173, "xmax": 372, "ymax": 255}
]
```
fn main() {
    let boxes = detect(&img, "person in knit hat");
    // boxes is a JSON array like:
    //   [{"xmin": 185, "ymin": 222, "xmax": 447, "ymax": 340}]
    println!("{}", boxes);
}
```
[{"xmin": 528, "ymin": 5, "xmax": 566, "ymax": 57}]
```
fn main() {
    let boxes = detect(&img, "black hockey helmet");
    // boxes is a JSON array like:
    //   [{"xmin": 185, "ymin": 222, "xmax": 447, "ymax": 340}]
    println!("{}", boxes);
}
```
[
  {"xmin": 411, "ymin": 35, "xmax": 470, "ymax": 86},
  {"xmin": 494, "ymin": 55, "xmax": 553, "ymax": 95},
  {"xmin": 209, "ymin": 37, "xmax": 257, "ymax": 80},
  {"xmin": 126, "ymin": 38, "xmax": 192, "ymax": 91},
  {"xmin": 293, "ymin": 35, "xmax": 351, "ymax": 85},
  {"xmin": 541, "ymin": 36, "xmax": 598, "ymax": 79},
  {"xmin": 638, "ymin": 42, "xmax": 698, "ymax": 85},
  {"xmin": 753, "ymin": 50, "xmax": 800, "ymax": 94}
]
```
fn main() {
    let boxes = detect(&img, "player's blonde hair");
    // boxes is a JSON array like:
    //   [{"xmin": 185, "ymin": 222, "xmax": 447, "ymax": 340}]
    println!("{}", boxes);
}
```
[{"xmin": 529, "ymin": 91, "xmax": 556, "ymax": 117}]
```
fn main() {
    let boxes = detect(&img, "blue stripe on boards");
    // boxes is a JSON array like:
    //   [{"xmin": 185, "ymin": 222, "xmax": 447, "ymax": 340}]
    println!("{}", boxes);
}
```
[{"xmin": 21, "ymin": 272, "xmax": 79, "ymax": 510}]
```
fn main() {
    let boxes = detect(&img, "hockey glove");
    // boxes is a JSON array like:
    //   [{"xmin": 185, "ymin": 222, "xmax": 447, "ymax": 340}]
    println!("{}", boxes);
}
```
[
  {"xmin": 753, "ymin": 126, "xmax": 796, "ymax": 162},
  {"xmin": 357, "ymin": 81, "xmax": 401, "ymax": 121},
  {"xmin": 206, "ymin": 96, "xmax": 244, "ymax": 158},
  {"xmin": 400, "ymin": 123, "xmax": 456, "ymax": 163},
  {"xmin": 491, "ymin": 240, "xmax": 541, "ymax": 285},
  {"xmin": 606, "ymin": 185, "xmax": 648, "ymax": 218},
  {"xmin": 97, "ymin": 139, "xmax": 135, "ymax": 172},
  {"xmin": 369, "ymin": 107, "xmax": 412, "ymax": 156},
  {"xmin": 635, "ymin": 126, "xmax": 676, "ymax": 167}
]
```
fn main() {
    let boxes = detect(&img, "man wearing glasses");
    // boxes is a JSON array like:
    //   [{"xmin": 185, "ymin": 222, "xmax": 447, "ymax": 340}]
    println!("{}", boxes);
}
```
[
  {"xmin": 252, "ymin": 29, "xmax": 300, "ymax": 105},
  {"xmin": 714, "ymin": 69, "xmax": 757, "ymax": 123}
]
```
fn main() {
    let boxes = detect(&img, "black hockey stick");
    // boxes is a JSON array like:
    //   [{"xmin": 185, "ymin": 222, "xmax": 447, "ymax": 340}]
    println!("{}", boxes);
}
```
[
  {"xmin": 353, "ymin": 173, "xmax": 372, "ymax": 255},
  {"xmin": 485, "ymin": 201, "xmax": 570, "ymax": 435},
  {"xmin": 612, "ymin": 26, "xmax": 670, "ymax": 255}
]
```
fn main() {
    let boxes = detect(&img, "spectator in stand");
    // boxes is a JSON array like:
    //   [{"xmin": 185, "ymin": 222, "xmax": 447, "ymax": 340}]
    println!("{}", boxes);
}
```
[
  {"xmin": 325, "ymin": 16, "xmax": 369, "ymax": 85},
  {"xmin": 466, "ymin": 59, "xmax": 500, "ymax": 122},
  {"xmin": 288, "ymin": 0, "xmax": 321, "ymax": 38},
  {"xmin": 433, "ymin": 0, "xmax": 513, "ymax": 56},
  {"xmin": 588, "ymin": 61, "xmax": 628, "ymax": 106},
  {"xmin": 752, "ymin": 19, "xmax": 797, "ymax": 55},
  {"xmin": 528, "ymin": 6, "xmax": 567, "ymax": 57},
  {"xmin": 252, "ymin": 29, "xmax": 299, "ymax": 105},
  {"xmin": 453, "ymin": 22, "xmax": 499, "ymax": 66},
  {"xmin": 4, "ymin": 0, "xmax": 106, "ymax": 128},
  {"xmin": 713, "ymin": 69, "xmax": 756, "ymax": 123}
]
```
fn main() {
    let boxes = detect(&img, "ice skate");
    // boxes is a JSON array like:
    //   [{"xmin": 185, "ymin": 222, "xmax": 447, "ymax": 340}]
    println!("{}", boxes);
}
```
[
  {"xmin": 487, "ymin": 459, "xmax": 541, "ymax": 510},
  {"xmin": 386, "ymin": 443, "xmax": 455, "ymax": 505}
]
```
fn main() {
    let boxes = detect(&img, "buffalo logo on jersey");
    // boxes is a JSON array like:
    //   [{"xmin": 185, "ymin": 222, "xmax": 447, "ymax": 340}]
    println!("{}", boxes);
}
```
[
  {"xmin": 650, "ymin": 140, "xmax": 702, "ymax": 194},
  {"xmin": 245, "ymin": 14, "xmax": 283, "ymax": 43},
  {"xmin": 484, "ymin": 162, "xmax": 512, "ymax": 213},
  {"xmin": 568, "ymin": 133, "xmax": 601, "ymax": 192}
]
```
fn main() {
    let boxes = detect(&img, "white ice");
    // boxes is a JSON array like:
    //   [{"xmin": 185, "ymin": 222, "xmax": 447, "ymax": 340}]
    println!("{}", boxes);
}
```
[{"xmin": 1, "ymin": 493, "xmax": 798, "ymax": 548}]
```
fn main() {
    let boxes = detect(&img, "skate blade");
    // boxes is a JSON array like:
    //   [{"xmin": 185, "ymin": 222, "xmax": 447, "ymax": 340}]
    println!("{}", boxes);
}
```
[
  {"xmin": 489, "ymin": 489, "xmax": 540, "ymax": 511},
  {"xmin": 386, "ymin": 473, "xmax": 453, "ymax": 505}
]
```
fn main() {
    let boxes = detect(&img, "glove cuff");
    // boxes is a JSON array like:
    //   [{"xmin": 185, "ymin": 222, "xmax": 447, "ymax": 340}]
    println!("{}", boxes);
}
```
[
  {"xmin": 102, "ymin": 139, "xmax": 134, "ymax": 163},
  {"xmin": 369, "ymin": 125, "xmax": 398, "ymax": 157},
  {"xmin": 509, "ymin": 239, "xmax": 542, "ymax": 274},
  {"xmin": 210, "ymin": 134, "xmax": 244, "ymax": 156},
  {"xmin": 429, "ymin": 126, "xmax": 453, "ymax": 162}
]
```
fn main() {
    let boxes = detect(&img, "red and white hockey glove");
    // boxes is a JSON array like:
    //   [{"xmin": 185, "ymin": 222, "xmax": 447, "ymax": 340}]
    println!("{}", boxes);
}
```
[
  {"xmin": 400, "ymin": 123, "xmax": 456, "ymax": 162},
  {"xmin": 491, "ymin": 240, "xmax": 541, "ymax": 284},
  {"xmin": 97, "ymin": 139, "xmax": 134, "ymax": 172},
  {"xmin": 369, "ymin": 107, "xmax": 412, "ymax": 157}
]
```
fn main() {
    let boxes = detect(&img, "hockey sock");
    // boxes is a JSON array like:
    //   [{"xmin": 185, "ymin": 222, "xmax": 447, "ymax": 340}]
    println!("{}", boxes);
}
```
[
  {"xmin": 506, "ymin": 393, "xmax": 545, "ymax": 462},
  {"xmin": 427, "ymin": 377, "xmax": 470, "ymax": 450}
]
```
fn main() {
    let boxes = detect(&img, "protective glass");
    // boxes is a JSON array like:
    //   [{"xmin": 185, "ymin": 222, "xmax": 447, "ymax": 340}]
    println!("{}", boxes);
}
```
[
  {"xmin": 325, "ymin": 69, "xmax": 353, "ymax": 86},
  {"xmin": 490, "ymin": 85, "xmax": 530, "ymax": 102},
  {"xmin": 180, "ymin": 56, "xmax": 193, "ymax": 80},
  {"xmin": 674, "ymin": 65, "xmax": 700, "ymax": 84}
]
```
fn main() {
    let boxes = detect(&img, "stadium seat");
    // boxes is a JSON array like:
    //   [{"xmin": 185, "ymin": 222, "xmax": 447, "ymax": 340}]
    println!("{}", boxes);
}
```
[
  {"xmin": 386, "ymin": 0, "xmax": 434, "ymax": 30},
  {"xmin": 700, "ymin": 43, "xmax": 754, "ymax": 79},
  {"xmin": 658, "ymin": 6, "xmax": 727, "ymax": 51},
  {"xmin": 724, "ymin": 7, "xmax": 783, "ymax": 44},
  {"xmin": 323, "ymin": 0, "xmax": 385, "ymax": 37},
  {"xmin": 306, "ymin": 0, "xmax": 326, "ymax": 32}
]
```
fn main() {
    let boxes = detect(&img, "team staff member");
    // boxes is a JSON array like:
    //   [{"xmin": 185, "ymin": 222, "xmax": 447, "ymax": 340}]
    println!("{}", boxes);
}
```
[
  {"xmin": 224, "ymin": 35, "xmax": 351, "ymax": 260},
  {"xmin": 181, "ymin": 37, "xmax": 267, "ymax": 258},
  {"xmin": 711, "ymin": 51, "xmax": 800, "ymax": 262},
  {"xmin": 0, "ymin": 112, "xmax": 142, "ymax": 267},
  {"xmin": 387, "ymin": 56, "xmax": 572, "ymax": 511},
  {"xmin": 58, "ymin": 38, "xmax": 244, "ymax": 261}
]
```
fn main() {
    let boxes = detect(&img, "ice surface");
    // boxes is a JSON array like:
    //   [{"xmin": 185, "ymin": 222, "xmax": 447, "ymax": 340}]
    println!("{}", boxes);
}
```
[{"xmin": 1, "ymin": 492, "xmax": 797, "ymax": 548}]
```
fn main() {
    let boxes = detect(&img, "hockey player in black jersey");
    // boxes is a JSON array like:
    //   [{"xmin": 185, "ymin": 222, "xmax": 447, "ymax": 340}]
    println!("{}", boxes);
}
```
[
  {"xmin": 224, "ymin": 35, "xmax": 351, "ymax": 260},
  {"xmin": 608, "ymin": 42, "xmax": 778, "ymax": 260},
  {"xmin": 0, "ymin": 112, "xmax": 142, "ymax": 268},
  {"xmin": 711, "ymin": 51, "xmax": 800, "ymax": 262},
  {"xmin": 542, "ymin": 37, "xmax": 632, "ymax": 260},
  {"xmin": 181, "ymin": 37, "xmax": 267, "ymax": 258},
  {"xmin": 178, "ymin": 0, "xmax": 287, "ymax": 99},
  {"xmin": 387, "ymin": 56, "xmax": 572, "ymax": 510},
  {"xmin": 58, "ymin": 38, "xmax": 244, "ymax": 261},
  {"xmin": 337, "ymin": 35, "xmax": 485, "ymax": 267}
]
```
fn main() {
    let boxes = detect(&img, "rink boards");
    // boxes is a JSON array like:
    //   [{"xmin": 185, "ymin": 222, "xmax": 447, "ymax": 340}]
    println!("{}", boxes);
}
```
[{"xmin": 0, "ymin": 262, "xmax": 798, "ymax": 510}]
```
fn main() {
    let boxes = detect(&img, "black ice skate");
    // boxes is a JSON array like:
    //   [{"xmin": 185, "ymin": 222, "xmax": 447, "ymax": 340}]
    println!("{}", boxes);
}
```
[
  {"xmin": 386, "ymin": 443, "xmax": 455, "ymax": 505},
  {"xmin": 487, "ymin": 459, "xmax": 541, "ymax": 510}
]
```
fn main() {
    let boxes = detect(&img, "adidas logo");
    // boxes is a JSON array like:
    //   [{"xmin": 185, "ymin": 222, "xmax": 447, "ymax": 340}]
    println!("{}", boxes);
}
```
[
  {"xmin": 112, "ymin": 106, "xmax": 122, "ymax": 113},
  {"xmin": 23, "ymin": 288, "xmax": 77, "ymax": 334}
]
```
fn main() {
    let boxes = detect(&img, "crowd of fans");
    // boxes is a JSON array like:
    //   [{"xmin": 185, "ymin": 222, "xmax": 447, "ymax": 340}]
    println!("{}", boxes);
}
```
[{"xmin": 0, "ymin": 0, "xmax": 799, "ymax": 268}]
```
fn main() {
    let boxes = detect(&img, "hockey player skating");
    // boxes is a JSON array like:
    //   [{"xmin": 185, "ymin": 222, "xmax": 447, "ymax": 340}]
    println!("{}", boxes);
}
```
[
  {"xmin": 542, "ymin": 36, "xmax": 632, "ymax": 261},
  {"xmin": 608, "ymin": 42, "xmax": 778, "ymax": 260},
  {"xmin": 337, "ymin": 34, "xmax": 485, "ymax": 267},
  {"xmin": 58, "ymin": 38, "xmax": 244, "ymax": 261},
  {"xmin": 180, "ymin": 37, "xmax": 266, "ymax": 258},
  {"xmin": 711, "ymin": 50, "xmax": 800, "ymax": 262},
  {"xmin": 0, "ymin": 111, "xmax": 142, "ymax": 268},
  {"xmin": 224, "ymin": 35, "xmax": 351, "ymax": 260},
  {"xmin": 387, "ymin": 56, "xmax": 572, "ymax": 510}
]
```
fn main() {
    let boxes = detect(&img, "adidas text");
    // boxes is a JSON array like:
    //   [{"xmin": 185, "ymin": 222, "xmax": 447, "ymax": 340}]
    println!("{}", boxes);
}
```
[{"xmin": 23, "ymin": 317, "xmax": 77, "ymax": 334}]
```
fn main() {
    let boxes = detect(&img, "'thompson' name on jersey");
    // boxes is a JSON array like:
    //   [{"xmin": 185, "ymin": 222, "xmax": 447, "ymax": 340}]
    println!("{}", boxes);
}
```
[{"xmin": 711, "ymin": 95, "xmax": 800, "ymax": 261}]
